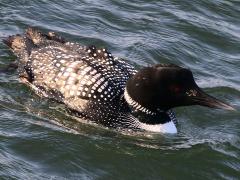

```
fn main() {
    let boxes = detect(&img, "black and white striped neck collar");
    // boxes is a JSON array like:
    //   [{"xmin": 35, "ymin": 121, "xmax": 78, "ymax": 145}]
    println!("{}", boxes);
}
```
[{"xmin": 124, "ymin": 88, "xmax": 158, "ymax": 115}]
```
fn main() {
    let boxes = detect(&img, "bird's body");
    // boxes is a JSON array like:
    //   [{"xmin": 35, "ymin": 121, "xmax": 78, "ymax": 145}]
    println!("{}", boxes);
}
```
[{"xmin": 3, "ymin": 28, "xmax": 233, "ymax": 133}]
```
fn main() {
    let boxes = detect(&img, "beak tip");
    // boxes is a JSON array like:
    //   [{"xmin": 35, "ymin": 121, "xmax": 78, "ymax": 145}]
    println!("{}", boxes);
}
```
[
  {"xmin": 216, "ymin": 103, "xmax": 236, "ymax": 111},
  {"xmin": 218, "ymin": 101, "xmax": 236, "ymax": 111},
  {"xmin": 225, "ymin": 106, "xmax": 236, "ymax": 111}
]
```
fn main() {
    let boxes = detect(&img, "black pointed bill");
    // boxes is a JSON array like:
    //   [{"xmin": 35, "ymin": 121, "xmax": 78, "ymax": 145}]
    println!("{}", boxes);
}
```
[{"xmin": 189, "ymin": 88, "xmax": 235, "ymax": 111}]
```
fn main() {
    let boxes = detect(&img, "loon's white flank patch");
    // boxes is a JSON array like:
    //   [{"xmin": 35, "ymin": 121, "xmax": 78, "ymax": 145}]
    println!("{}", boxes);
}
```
[
  {"xmin": 138, "ymin": 121, "xmax": 177, "ymax": 134},
  {"xmin": 124, "ymin": 88, "xmax": 156, "ymax": 115}
]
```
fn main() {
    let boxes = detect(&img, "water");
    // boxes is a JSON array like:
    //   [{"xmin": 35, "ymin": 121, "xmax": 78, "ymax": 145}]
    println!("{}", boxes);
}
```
[{"xmin": 0, "ymin": 0, "xmax": 240, "ymax": 179}]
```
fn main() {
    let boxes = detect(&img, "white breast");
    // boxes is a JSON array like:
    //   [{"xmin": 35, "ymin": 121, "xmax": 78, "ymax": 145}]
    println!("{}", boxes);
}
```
[{"xmin": 138, "ymin": 121, "xmax": 177, "ymax": 134}]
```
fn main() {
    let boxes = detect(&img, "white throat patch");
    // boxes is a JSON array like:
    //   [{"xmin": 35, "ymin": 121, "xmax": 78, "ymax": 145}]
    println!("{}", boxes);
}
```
[{"xmin": 124, "ymin": 88, "xmax": 156, "ymax": 115}]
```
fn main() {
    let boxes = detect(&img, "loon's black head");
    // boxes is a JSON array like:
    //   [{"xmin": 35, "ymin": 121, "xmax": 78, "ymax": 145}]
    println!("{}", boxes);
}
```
[{"xmin": 125, "ymin": 64, "xmax": 234, "ymax": 114}]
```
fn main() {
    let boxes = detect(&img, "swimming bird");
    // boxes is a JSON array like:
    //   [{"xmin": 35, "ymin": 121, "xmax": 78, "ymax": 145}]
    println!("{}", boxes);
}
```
[{"xmin": 3, "ymin": 27, "xmax": 234, "ymax": 133}]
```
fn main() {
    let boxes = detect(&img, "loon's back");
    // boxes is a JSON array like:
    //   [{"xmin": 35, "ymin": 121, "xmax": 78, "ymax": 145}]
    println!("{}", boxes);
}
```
[{"xmin": 5, "ymin": 28, "xmax": 137, "ymax": 128}]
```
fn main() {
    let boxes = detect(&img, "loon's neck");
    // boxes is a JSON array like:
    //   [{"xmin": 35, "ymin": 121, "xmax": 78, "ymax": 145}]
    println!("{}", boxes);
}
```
[
  {"xmin": 124, "ymin": 88, "xmax": 158, "ymax": 115},
  {"xmin": 123, "ymin": 88, "xmax": 177, "ymax": 127}
]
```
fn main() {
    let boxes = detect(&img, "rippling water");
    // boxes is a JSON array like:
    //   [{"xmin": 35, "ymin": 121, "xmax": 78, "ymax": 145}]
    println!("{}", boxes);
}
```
[{"xmin": 0, "ymin": 0, "xmax": 240, "ymax": 179}]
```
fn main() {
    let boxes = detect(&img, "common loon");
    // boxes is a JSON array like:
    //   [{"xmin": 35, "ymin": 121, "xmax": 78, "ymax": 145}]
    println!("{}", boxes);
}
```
[{"xmin": 3, "ymin": 28, "xmax": 234, "ymax": 133}]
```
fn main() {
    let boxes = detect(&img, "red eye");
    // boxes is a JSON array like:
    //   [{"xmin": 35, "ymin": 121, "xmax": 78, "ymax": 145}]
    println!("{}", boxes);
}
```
[{"xmin": 170, "ymin": 85, "xmax": 181, "ymax": 93}]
